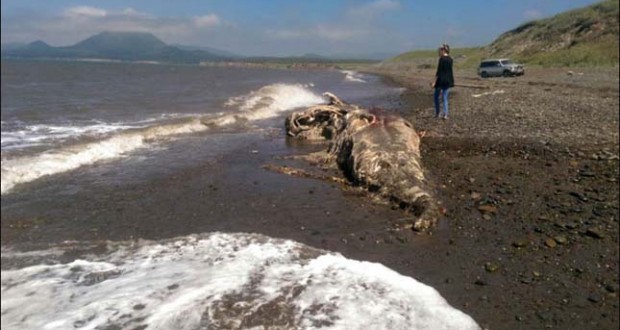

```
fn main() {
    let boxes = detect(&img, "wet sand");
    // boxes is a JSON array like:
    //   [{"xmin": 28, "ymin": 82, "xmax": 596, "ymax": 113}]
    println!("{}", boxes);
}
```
[{"xmin": 2, "ymin": 67, "xmax": 619, "ymax": 330}]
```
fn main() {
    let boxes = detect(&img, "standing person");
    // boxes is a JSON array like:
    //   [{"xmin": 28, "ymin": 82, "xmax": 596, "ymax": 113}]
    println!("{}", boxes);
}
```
[{"xmin": 432, "ymin": 44, "xmax": 454, "ymax": 119}]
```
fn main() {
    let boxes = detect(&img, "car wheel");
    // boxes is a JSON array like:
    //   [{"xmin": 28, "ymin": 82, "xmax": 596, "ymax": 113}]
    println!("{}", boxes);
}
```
[
  {"xmin": 503, "ymin": 70, "xmax": 511, "ymax": 77},
  {"xmin": 481, "ymin": 71, "xmax": 488, "ymax": 78}
]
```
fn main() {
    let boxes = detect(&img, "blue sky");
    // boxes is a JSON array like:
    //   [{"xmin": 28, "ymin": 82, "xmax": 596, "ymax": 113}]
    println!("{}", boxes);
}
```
[{"xmin": 1, "ymin": 0, "xmax": 604, "ymax": 57}]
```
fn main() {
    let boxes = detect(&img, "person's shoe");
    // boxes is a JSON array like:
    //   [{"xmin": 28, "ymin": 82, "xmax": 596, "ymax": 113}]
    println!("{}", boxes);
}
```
[{"xmin": 442, "ymin": 115, "xmax": 448, "ymax": 120}]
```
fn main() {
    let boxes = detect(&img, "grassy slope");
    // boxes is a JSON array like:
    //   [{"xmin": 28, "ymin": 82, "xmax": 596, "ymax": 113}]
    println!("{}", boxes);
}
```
[
  {"xmin": 383, "ymin": 0, "xmax": 619, "ymax": 69},
  {"xmin": 491, "ymin": 0, "xmax": 619, "ymax": 67},
  {"xmin": 387, "ymin": 47, "xmax": 487, "ymax": 70}
]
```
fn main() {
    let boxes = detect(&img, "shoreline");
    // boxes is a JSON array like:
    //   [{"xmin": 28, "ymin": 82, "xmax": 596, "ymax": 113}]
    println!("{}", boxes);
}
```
[
  {"xmin": 369, "ymin": 66, "xmax": 619, "ymax": 330},
  {"xmin": 1, "ymin": 66, "xmax": 618, "ymax": 329}
]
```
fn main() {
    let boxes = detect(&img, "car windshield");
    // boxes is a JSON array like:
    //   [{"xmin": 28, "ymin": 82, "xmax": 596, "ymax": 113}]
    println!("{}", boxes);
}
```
[{"xmin": 501, "ymin": 60, "xmax": 514, "ymax": 65}]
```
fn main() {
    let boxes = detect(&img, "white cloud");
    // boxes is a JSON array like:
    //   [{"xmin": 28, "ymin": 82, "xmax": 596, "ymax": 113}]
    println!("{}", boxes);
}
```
[
  {"xmin": 6, "ymin": 7, "xmax": 224, "ymax": 46},
  {"xmin": 315, "ymin": 24, "xmax": 369, "ymax": 41},
  {"xmin": 266, "ymin": 0, "xmax": 399, "ymax": 43},
  {"xmin": 348, "ymin": 0, "xmax": 400, "ymax": 18},
  {"xmin": 121, "ymin": 8, "xmax": 151, "ymax": 18},
  {"xmin": 1, "ymin": 2, "xmax": 404, "ymax": 56},
  {"xmin": 267, "ymin": 29, "xmax": 304, "ymax": 39},
  {"xmin": 268, "ymin": 24, "xmax": 369, "ymax": 42},
  {"xmin": 193, "ymin": 14, "xmax": 221, "ymax": 28},
  {"xmin": 64, "ymin": 6, "xmax": 107, "ymax": 18},
  {"xmin": 524, "ymin": 9, "xmax": 543, "ymax": 20}
]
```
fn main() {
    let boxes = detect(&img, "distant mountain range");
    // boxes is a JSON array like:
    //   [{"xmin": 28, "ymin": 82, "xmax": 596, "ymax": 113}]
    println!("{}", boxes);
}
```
[
  {"xmin": 1, "ymin": 31, "xmax": 388, "ymax": 63},
  {"xmin": 170, "ymin": 44, "xmax": 242, "ymax": 59},
  {"xmin": 1, "ymin": 32, "xmax": 230, "ymax": 63}
]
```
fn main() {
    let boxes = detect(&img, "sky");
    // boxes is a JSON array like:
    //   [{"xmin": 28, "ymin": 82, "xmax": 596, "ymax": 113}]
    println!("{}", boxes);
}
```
[{"xmin": 0, "ymin": 0, "xmax": 605, "ymax": 57}]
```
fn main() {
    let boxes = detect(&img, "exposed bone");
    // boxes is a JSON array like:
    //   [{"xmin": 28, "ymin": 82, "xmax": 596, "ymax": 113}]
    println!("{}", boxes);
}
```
[
  {"xmin": 285, "ymin": 93, "xmax": 362, "ymax": 140},
  {"xmin": 322, "ymin": 92, "xmax": 347, "ymax": 107}
]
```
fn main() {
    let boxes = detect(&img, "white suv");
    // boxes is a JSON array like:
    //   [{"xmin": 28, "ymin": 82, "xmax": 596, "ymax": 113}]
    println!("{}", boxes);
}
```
[{"xmin": 478, "ymin": 58, "xmax": 524, "ymax": 78}]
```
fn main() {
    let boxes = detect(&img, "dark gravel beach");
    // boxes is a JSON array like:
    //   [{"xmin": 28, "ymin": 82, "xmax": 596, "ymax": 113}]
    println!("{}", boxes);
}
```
[
  {"xmin": 2, "ymin": 66, "xmax": 618, "ymax": 330},
  {"xmin": 374, "ymin": 66, "xmax": 620, "ymax": 330}
]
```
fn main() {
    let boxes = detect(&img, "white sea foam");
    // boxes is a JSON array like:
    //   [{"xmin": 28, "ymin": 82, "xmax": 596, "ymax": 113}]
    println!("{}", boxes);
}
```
[
  {"xmin": 1, "ymin": 122, "xmax": 140, "ymax": 149},
  {"xmin": 341, "ymin": 70, "xmax": 367, "ymax": 83},
  {"xmin": 222, "ymin": 83, "xmax": 324, "ymax": 121},
  {"xmin": 0, "ymin": 119, "xmax": 208, "ymax": 194},
  {"xmin": 1, "ymin": 84, "xmax": 324, "ymax": 194},
  {"xmin": 0, "ymin": 114, "xmax": 203, "ymax": 150},
  {"xmin": 1, "ymin": 232, "xmax": 480, "ymax": 330}
]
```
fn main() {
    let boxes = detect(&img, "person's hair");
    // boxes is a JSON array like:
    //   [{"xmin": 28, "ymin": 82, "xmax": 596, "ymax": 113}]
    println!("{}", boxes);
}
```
[{"xmin": 440, "ymin": 43, "xmax": 450, "ymax": 54}]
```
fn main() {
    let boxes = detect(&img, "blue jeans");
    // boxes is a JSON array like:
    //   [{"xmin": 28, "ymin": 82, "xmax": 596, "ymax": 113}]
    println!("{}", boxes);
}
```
[{"xmin": 434, "ymin": 87, "xmax": 450, "ymax": 117}]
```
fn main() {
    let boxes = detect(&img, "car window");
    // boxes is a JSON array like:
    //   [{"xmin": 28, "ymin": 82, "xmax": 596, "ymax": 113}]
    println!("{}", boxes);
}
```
[{"xmin": 501, "ymin": 60, "xmax": 514, "ymax": 65}]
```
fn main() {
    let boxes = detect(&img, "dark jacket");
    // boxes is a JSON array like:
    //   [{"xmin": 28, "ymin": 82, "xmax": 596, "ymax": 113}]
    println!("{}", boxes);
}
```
[{"xmin": 435, "ymin": 55, "xmax": 454, "ymax": 88}]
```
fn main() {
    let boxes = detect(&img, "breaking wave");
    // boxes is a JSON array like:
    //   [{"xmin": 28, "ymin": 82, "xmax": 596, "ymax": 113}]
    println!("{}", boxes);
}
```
[
  {"xmin": 0, "ymin": 119, "xmax": 208, "ymax": 194},
  {"xmin": 341, "ymin": 70, "xmax": 367, "ymax": 83},
  {"xmin": 0, "ymin": 114, "xmax": 198, "ymax": 150},
  {"xmin": 1, "ymin": 232, "xmax": 480, "ymax": 330},
  {"xmin": 1, "ymin": 83, "xmax": 324, "ymax": 194},
  {"xmin": 210, "ymin": 83, "xmax": 323, "ymax": 126}
]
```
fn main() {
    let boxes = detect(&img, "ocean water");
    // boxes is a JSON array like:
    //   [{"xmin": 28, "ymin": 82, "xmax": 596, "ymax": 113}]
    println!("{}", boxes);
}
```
[
  {"xmin": 1, "ymin": 60, "xmax": 479, "ymax": 329},
  {"xmin": 1, "ymin": 60, "xmax": 398, "ymax": 194}
]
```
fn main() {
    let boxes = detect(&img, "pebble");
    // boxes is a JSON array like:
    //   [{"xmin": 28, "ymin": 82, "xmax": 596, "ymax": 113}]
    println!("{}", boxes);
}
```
[
  {"xmin": 484, "ymin": 262, "xmax": 500, "ymax": 272},
  {"xmin": 569, "ymin": 191, "xmax": 588, "ymax": 202},
  {"xmin": 578, "ymin": 170, "xmax": 596, "ymax": 177},
  {"xmin": 554, "ymin": 235, "xmax": 568, "ymax": 245},
  {"xmin": 512, "ymin": 238, "xmax": 529, "ymax": 248},
  {"xmin": 586, "ymin": 227, "xmax": 605, "ymax": 239},
  {"xmin": 496, "ymin": 187, "xmax": 509, "ymax": 194},
  {"xmin": 536, "ymin": 311, "xmax": 553, "ymax": 321},
  {"xmin": 474, "ymin": 278, "xmax": 488, "ymax": 286},
  {"xmin": 396, "ymin": 236, "xmax": 408, "ymax": 244},
  {"xmin": 478, "ymin": 205, "xmax": 498, "ymax": 214},
  {"xmin": 545, "ymin": 238, "xmax": 557, "ymax": 248},
  {"xmin": 564, "ymin": 222, "xmax": 578, "ymax": 229},
  {"xmin": 484, "ymin": 261, "xmax": 499, "ymax": 273}
]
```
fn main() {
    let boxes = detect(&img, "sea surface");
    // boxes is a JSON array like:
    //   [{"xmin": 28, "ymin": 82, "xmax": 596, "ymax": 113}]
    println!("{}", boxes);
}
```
[
  {"xmin": 1, "ymin": 61, "xmax": 396, "ymax": 194},
  {"xmin": 1, "ymin": 60, "xmax": 479, "ymax": 329}
]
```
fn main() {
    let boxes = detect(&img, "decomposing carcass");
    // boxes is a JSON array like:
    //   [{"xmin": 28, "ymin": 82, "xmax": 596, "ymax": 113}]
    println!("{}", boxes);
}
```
[{"xmin": 282, "ymin": 93, "xmax": 439, "ymax": 231}]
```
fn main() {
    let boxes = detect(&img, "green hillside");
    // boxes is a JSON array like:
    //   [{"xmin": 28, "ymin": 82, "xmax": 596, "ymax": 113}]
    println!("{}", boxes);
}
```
[
  {"xmin": 383, "ymin": 0, "xmax": 619, "ymax": 69},
  {"xmin": 490, "ymin": 0, "xmax": 619, "ymax": 66},
  {"xmin": 387, "ymin": 47, "xmax": 486, "ymax": 70}
]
